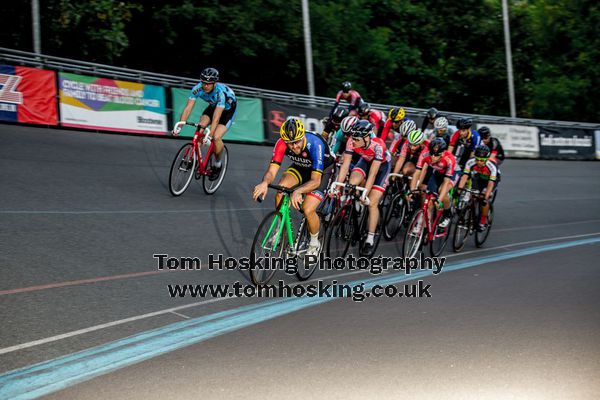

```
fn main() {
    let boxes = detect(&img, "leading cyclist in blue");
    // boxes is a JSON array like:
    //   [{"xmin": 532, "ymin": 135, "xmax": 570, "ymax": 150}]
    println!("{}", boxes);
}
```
[{"xmin": 172, "ymin": 67, "xmax": 236, "ymax": 172}]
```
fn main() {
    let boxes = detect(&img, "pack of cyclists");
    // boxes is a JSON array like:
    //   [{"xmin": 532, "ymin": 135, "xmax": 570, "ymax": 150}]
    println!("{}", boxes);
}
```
[{"xmin": 173, "ymin": 72, "xmax": 505, "ymax": 259}]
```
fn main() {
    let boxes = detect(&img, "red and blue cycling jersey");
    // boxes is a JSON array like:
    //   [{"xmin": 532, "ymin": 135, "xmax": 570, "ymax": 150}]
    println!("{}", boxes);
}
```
[
  {"xmin": 344, "ymin": 136, "xmax": 391, "ymax": 164},
  {"xmin": 449, "ymin": 129, "xmax": 482, "ymax": 153},
  {"xmin": 416, "ymin": 150, "xmax": 456, "ymax": 178},
  {"xmin": 271, "ymin": 132, "xmax": 331, "ymax": 174},
  {"xmin": 189, "ymin": 82, "xmax": 237, "ymax": 110}
]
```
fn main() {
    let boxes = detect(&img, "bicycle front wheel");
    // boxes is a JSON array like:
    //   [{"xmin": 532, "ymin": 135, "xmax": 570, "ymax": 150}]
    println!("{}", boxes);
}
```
[
  {"xmin": 250, "ymin": 210, "xmax": 288, "ymax": 285},
  {"xmin": 430, "ymin": 211, "xmax": 451, "ymax": 257},
  {"xmin": 295, "ymin": 216, "xmax": 323, "ymax": 281},
  {"xmin": 403, "ymin": 209, "xmax": 425, "ymax": 258},
  {"xmin": 169, "ymin": 143, "xmax": 196, "ymax": 196},
  {"xmin": 203, "ymin": 145, "xmax": 228, "ymax": 195},
  {"xmin": 475, "ymin": 204, "xmax": 494, "ymax": 247},
  {"xmin": 325, "ymin": 204, "xmax": 353, "ymax": 258},
  {"xmin": 383, "ymin": 193, "xmax": 407, "ymax": 240},
  {"xmin": 452, "ymin": 207, "xmax": 472, "ymax": 253}
]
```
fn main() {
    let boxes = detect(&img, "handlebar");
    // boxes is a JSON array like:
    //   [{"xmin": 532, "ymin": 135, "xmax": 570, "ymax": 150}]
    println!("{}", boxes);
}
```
[{"xmin": 257, "ymin": 184, "xmax": 299, "ymax": 203}]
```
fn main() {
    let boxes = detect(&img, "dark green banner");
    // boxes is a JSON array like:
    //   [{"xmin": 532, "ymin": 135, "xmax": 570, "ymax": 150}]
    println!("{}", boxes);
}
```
[{"xmin": 171, "ymin": 88, "xmax": 264, "ymax": 142}]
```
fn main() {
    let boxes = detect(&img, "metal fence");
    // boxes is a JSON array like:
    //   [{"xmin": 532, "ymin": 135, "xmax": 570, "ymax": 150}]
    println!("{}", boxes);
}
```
[{"xmin": 1, "ymin": 46, "xmax": 599, "ymax": 129}]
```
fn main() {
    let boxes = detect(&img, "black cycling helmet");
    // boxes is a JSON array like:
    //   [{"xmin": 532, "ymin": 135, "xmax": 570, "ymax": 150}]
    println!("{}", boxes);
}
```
[
  {"xmin": 331, "ymin": 106, "xmax": 350, "ymax": 123},
  {"xmin": 426, "ymin": 107, "xmax": 439, "ymax": 120},
  {"xmin": 351, "ymin": 119, "xmax": 374, "ymax": 138},
  {"xmin": 474, "ymin": 144, "xmax": 491, "ymax": 158},
  {"xmin": 456, "ymin": 117, "xmax": 473, "ymax": 130},
  {"xmin": 428, "ymin": 137, "xmax": 447, "ymax": 156},
  {"xmin": 478, "ymin": 126, "xmax": 491, "ymax": 139},
  {"xmin": 357, "ymin": 102, "xmax": 371, "ymax": 116},
  {"xmin": 200, "ymin": 67, "xmax": 219, "ymax": 83},
  {"xmin": 342, "ymin": 81, "xmax": 352, "ymax": 93}
]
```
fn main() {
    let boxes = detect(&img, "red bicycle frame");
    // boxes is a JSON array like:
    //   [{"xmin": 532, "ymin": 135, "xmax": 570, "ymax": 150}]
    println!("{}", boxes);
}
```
[
  {"xmin": 183, "ymin": 122, "xmax": 215, "ymax": 177},
  {"xmin": 419, "ymin": 191, "xmax": 446, "ymax": 242}
]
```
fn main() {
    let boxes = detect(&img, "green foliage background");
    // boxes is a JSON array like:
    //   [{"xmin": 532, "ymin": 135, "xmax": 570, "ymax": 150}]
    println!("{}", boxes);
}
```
[{"xmin": 3, "ymin": 0, "xmax": 599, "ymax": 122}]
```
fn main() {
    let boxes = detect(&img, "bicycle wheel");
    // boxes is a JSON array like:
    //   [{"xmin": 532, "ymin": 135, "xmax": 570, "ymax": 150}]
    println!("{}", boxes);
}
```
[
  {"xmin": 403, "ymin": 209, "xmax": 425, "ymax": 258},
  {"xmin": 169, "ymin": 143, "xmax": 196, "ymax": 196},
  {"xmin": 475, "ymin": 204, "xmax": 494, "ymax": 247},
  {"xmin": 295, "ymin": 215, "xmax": 324, "ymax": 281},
  {"xmin": 358, "ymin": 206, "xmax": 384, "ymax": 257},
  {"xmin": 202, "ymin": 145, "xmax": 228, "ymax": 195},
  {"xmin": 452, "ymin": 207, "xmax": 472, "ymax": 253},
  {"xmin": 430, "ymin": 211, "xmax": 451, "ymax": 257},
  {"xmin": 383, "ymin": 193, "xmax": 407, "ymax": 240},
  {"xmin": 325, "ymin": 204, "xmax": 353, "ymax": 258},
  {"xmin": 250, "ymin": 211, "xmax": 288, "ymax": 285}
]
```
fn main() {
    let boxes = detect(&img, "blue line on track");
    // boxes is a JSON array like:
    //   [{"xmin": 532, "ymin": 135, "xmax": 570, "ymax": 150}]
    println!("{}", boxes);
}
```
[{"xmin": 1, "ymin": 236, "xmax": 599, "ymax": 400}]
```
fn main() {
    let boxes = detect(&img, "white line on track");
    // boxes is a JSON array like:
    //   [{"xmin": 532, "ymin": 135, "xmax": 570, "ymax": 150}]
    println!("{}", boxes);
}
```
[
  {"xmin": 0, "ymin": 207, "xmax": 270, "ymax": 215},
  {"xmin": 1, "ymin": 231, "xmax": 599, "ymax": 356}
]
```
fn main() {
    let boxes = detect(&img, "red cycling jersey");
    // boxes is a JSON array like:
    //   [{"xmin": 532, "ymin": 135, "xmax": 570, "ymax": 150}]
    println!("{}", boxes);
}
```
[
  {"xmin": 345, "ymin": 136, "xmax": 390, "ymax": 164},
  {"xmin": 416, "ymin": 150, "xmax": 456, "ymax": 178},
  {"xmin": 335, "ymin": 90, "xmax": 362, "ymax": 108},
  {"xmin": 365, "ymin": 110, "xmax": 386, "ymax": 138},
  {"xmin": 398, "ymin": 140, "xmax": 430, "ymax": 163}
]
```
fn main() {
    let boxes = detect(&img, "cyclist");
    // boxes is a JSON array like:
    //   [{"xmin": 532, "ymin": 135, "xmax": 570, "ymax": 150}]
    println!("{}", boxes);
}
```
[
  {"xmin": 457, "ymin": 144, "xmax": 497, "ymax": 231},
  {"xmin": 173, "ymin": 68, "xmax": 236, "ymax": 173},
  {"xmin": 331, "ymin": 81, "xmax": 362, "ymax": 116},
  {"xmin": 357, "ymin": 102, "xmax": 386, "ymax": 139},
  {"xmin": 420, "ymin": 107, "xmax": 440, "ymax": 133},
  {"xmin": 322, "ymin": 106, "xmax": 349, "ymax": 141},
  {"xmin": 389, "ymin": 119, "xmax": 417, "ymax": 156},
  {"xmin": 253, "ymin": 118, "xmax": 334, "ymax": 257},
  {"xmin": 380, "ymin": 107, "xmax": 406, "ymax": 143},
  {"xmin": 428, "ymin": 116, "xmax": 456, "ymax": 145},
  {"xmin": 391, "ymin": 128, "xmax": 429, "ymax": 179},
  {"xmin": 448, "ymin": 117, "xmax": 481, "ymax": 169},
  {"xmin": 477, "ymin": 126, "xmax": 505, "ymax": 165},
  {"xmin": 333, "ymin": 120, "xmax": 391, "ymax": 256},
  {"xmin": 330, "ymin": 115, "xmax": 361, "ymax": 158},
  {"xmin": 410, "ymin": 137, "xmax": 458, "ymax": 228}
]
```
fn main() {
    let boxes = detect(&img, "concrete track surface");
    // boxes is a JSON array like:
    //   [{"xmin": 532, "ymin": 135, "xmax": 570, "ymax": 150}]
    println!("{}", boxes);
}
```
[{"xmin": 1, "ymin": 125, "xmax": 599, "ymax": 399}]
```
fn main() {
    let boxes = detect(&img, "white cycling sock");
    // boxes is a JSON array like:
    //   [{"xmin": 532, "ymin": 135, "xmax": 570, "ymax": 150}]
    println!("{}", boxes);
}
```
[
  {"xmin": 310, "ymin": 232, "xmax": 320, "ymax": 246},
  {"xmin": 366, "ymin": 232, "xmax": 374, "ymax": 245},
  {"xmin": 214, "ymin": 158, "xmax": 222, "ymax": 168}
]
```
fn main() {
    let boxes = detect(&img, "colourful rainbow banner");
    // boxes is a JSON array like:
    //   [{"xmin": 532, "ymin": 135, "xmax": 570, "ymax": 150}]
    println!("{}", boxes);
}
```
[{"xmin": 59, "ymin": 72, "xmax": 167, "ymax": 135}]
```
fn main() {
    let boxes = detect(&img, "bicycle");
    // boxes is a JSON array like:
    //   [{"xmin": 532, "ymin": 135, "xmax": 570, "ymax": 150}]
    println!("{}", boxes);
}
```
[
  {"xmin": 402, "ymin": 189, "xmax": 452, "ymax": 258},
  {"xmin": 168, "ymin": 121, "xmax": 228, "ymax": 196},
  {"xmin": 453, "ymin": 186, "xmax": 495, "ymax": 251},
  {"xmin": 324, "ymin": 182, "xmax": 383, "ymax": 258},
  {"xmin": 382, "ymin": 173, "xmax": 414, "ymax": 241},
  {"xmin": 250, "ymin": 184, "xmax": 323, "ymax": 285}
]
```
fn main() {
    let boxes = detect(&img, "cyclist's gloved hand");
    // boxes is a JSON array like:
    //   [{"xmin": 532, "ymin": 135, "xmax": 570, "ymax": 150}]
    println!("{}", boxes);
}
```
[
  {"xmin": 436, "ymin": 199, "xmax": 444, "ymax": 210},
  {"xmin": 481, "ymin": 198, "xmax": 488, "ymax": 206},
  {"xmin": 360, "ymin": 193, "xmax": 371, "ymax": 206},
  {"xmin": 172, "ymin": 121, "xmax": 185, "ymax": 136}
]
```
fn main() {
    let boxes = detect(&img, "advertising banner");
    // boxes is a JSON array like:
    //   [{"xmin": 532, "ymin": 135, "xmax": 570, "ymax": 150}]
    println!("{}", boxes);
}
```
[
  {"xmin": 170, "ymin": 88, "xmax": 264, "ymax": 142},
  {"xmin": 538, "ymin": 127, "xmax": 595, "ymax": 160},
  {"xmin": 59, "ymin": 72, "xmax": 167, "ymax": 134},
  {"xmin": 0, "ymin": 65, "xmax": 58, "ymax": 125},
  {"xmin": 476, "ymin": 124, "xmax": 539, "ymax": 158},
  {"xmin": 263, "ymin": 100, "xmax": 330, "ymax": 143},
  {"xmin": 595, "ymin": 130, "xmax": 600, "ymax": 160}
]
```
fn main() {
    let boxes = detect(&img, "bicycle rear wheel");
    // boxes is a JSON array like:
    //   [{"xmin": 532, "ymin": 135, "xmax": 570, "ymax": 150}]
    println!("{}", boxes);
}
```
[
  {"xmin": 452, "ymin": 207, "xmax": 472, "ymax": 253},
  {"xmin": 169, "ymin": 143, "xmax": 196, "ymax": 196},
  {"xmin": 403, "ymin": 209, "xmax": 425, "ymax": 258},
  {"xmin": 430, "ymin": 211, "xmax": 451, "ymax": 257},
  {"xmin": 250, "ymin": 211, "xmax": 287, "ymax": 285},
  {"xmin": 475, "ymin": 204, "xmax": 494, "ymax": 247},
  {"xmin": 325, "ymin": 204, "xmax": 353, "ymax": 258},
  {"xmin": 202, "ymin": 145, "xmax": 228, "ymax": 195},
  {"xmin": 383, "ymin": 193, "xmax": 407, "ymax": 240}
]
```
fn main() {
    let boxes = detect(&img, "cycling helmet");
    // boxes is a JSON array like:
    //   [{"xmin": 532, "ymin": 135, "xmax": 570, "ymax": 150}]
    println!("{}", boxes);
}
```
[
  {"xmin": 478, "ymin": 126, "xmax": 491, "ymax": 139},
  {"xmin": 456, "ymin": 117, "xmax": 473, "ymax": 130},
  {"xmin": 408, "ymin": 129, "xmax": 426, "ymax": 146},
  {"xmin": 474, "ymin": 144, "xmax": 491, "ymax": 158},
  {"xmin": 357, "ymin": 102, "xmax": 371, "ymax": 116},
  {"xmin": 341, "ymin": 116, "xmax": 359, "ymax": 134},
  {"xmin": 388, "ymin": 107, "xmax": 406, "ymax": 123},
  {"xmin": 331, "ymin": 106, "xmax": 350, "ymax": 123},
  {"xmin": 280, "ymin": 117, "xmax": 306, "ymax": 142},
  {"xmin": 400, "ymin": 119, "xmax": 417, "ymax": 137},
  {"xmin": 342, "ymin": 81, "xmax": 352, "ymax": 93},
  {"xmin": 200, "ymin": 67, "xmax": 219, "ymax": 83},
  {"xmin": 428, "ymin": 137, "xmax": 447, "ymax": 156},
  {"xmin": 350, "ymin": 119, "xmax": 374, "ymax": 138},
  {"xmin": 426, "ymin": 107, "xmax": 439, "ymax": 119},
  {"xmin": 434, "ymin": 116, "xmax": 448, "ymax": 130}
]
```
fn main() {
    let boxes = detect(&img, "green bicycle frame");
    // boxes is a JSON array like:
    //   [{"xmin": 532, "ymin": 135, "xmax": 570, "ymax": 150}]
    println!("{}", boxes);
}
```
[{"xmin": 261, "ymin": 194, "xmax": 295, "ymax": 250}]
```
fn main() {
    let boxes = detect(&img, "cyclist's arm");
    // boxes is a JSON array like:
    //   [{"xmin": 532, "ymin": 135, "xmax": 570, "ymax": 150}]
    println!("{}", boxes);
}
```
[
  {"xmin": 393, "ymin": 153, "xmax": 406, "ymax": 175},
  {"xmin": 261, "ymin": 163, "xmax": 279, "ymax": 185},
  {"xmin": 179, "ymin": 99, "xmax": 196, "ymax": 122},
  {"xmin": 484, "ymin": 179, "xmax": 494, "ymax": 201},
  {"xmin": 335, "ymin": 153, "xmax": 352, "ymax": 183},
  {"xmin": 458, "ymin": 174, "xmax": 468, "ymax": 189},
  {"xmin": 411, "ymin": 164, "xmax": 426, "ymax": 191}
]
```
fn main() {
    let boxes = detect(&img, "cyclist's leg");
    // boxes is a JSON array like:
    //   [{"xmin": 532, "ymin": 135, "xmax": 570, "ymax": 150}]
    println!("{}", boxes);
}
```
[
  {"xmin": 349, "ymin": 159, "xmax": 367, "ymax": 185},
  {"xmin": 211, "ymin": 103, "xmax": 237, "ymax": 160},
  {"xmin": 367, "ymin": 161, "xmax": 391, "ymax": 234},
  {"xmin": 277, "ymin": 167, "xmax": 301, "ymax": 205},
  {"xmin": 401, "ymin": 161, "xmax": 416, "ymax": 177}
]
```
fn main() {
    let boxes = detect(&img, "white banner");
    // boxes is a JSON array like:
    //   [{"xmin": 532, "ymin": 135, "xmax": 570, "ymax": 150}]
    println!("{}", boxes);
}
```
[{"xmin": 478, "ymin": 124, "xmax": 540, "ymax": 158}]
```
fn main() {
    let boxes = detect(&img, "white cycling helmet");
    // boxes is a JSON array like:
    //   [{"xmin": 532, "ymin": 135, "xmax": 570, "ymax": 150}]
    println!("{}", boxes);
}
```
[
  {"xmin": 341, "ymin": 116, "xmax": 359, "ymax": 134},
  {"xmin": 434, "ymin": 116, "xmax": 448, "ymax": 130},
  {"xmin": 400, "ymin": 119, "xmax": 417, "ymax": 137}
]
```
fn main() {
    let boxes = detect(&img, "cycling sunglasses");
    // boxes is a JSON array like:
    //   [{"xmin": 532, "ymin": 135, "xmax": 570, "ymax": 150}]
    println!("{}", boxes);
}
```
[{"xmin": 475, "ymin": 157, "xmax": 488, "ymax": 161}]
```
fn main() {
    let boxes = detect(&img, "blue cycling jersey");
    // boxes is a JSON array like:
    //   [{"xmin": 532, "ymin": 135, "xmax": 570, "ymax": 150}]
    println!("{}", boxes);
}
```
[{"xmin": 189, "ymin": 82, "xmax": 237, "ymax": 110}]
